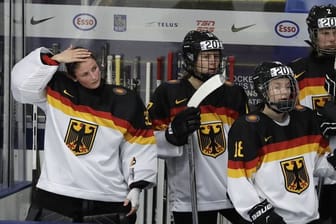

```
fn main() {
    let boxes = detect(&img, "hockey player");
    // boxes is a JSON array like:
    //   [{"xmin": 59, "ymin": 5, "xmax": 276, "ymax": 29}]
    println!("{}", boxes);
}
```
[
  {"xmin": 288, "ymin": 4, "xmax": 336, "ymax": 110},
  {"xmin": 147, "ymin": 30, "xmax": 250, "ymax": 224},
  {"xmin": 288, "ymin": 4, "xmax": 336, "ymax": 223},
  {"xmin": 227, "ymin": 61, "xmax": 336, "ymax": 224},
  {"xmin": 11, "ymin": 46, "xmax": 157, "ymax": 223}
]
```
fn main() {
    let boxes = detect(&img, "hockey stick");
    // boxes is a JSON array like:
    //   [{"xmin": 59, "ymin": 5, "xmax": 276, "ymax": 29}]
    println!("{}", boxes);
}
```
[
  {"xmin": 99, "ymin": 43, "xmax": 108, "ymax": 80},
  {"xmin": 25, "ymin": 105, "xmax": 41, "ymax": 221},
  {"xmin": 145, "ymin": 61, "xmax": 154, "ymax": 224},
  {"xmin": 167, "ymin": 52, "xmax": 173, "ymax": 80},
  {"xmin": 131, "ymin": 57, "xmax": 140, "ymax": 93},
  {"xmin": 115, "ymin": 55, "xmax": 121, "ymax": 85},
  {"xmin": 106, "ymin": 55, "xmax": 113, "ymax": 85},
  {"xmin": 186, "ymin": 73, "xmax": 226, "ymax": 224}
]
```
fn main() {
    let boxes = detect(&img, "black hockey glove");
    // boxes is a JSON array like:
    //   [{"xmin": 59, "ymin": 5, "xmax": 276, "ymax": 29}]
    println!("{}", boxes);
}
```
[
  {"xmin": 317, "ymin": 101, "xmax": 336, "ymax": 137},
  {"xmin": 317, "ymin": 101, "xmax": 336, "ymax": 122},
  {"xmin": 165, "ymin": 107, "xmax": 201, "ymax": 146},
  {"xmin": 320, "ymin": 121, "xmax": 336, "ymax": 137},
  {"xmin": 325, "ymin": 74, "xmax": 336, "ymax": 97},
  {"xmin": 248, "ymin": 199, "xmax": 286, "ymax": 224}
]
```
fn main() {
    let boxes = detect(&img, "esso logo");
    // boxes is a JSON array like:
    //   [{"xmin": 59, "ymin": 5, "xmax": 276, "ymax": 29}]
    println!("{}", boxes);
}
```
[
  {"xmin": 73, "ymin": 13, "xmax": 97, "ymax": 31},
  {"xmin": 275, "ymin": 20, "xmax": 299, "ymax": 38}
]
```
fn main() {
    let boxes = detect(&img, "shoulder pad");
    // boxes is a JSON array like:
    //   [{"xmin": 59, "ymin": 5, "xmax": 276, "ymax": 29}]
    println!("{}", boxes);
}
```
[
  {"xmin": 167, "ymin": 79, "xmax": 180, "ymax": 84},
  {"xmin": 224, "ymin": 80, "xmax": 234, "ymax": 86},
  {"xmin": 112, "ymin": 87, "xmax": 127, "ymax": 95},
  {"xmin": 294, "ymin": 104, "xmax": 307, "ymax": 111},
  {"xmin": 245, "ymin": 114, "xmax": 260, "ymax": 123}
]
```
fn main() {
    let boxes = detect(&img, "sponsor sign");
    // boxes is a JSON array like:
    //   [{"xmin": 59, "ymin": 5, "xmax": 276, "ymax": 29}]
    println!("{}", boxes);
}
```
[
  {"xmin": 73, "ymin": 13, "xmax": 97, "ymax": 31},
  {"xmin": 25, "ymin": 3, "xmax": 309, "ymax": 46}
]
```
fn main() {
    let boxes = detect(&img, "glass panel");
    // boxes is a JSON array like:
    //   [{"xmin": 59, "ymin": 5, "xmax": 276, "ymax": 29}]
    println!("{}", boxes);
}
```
[
  {"xmin": 0, "ymin": 0, "xmax": 3, "ymax": 190},
  {"xmin": 1, "ymin": 0, "xmax": 28, "ymax": 195}
]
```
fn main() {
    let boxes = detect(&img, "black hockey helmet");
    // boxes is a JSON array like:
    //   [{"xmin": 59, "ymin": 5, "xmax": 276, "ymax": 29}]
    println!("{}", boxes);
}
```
[
  {"xmin": 252, "ymin": 61, "xmax": 298, "ymax": 113},
  {"xmin": 306, "ymin": 4, "xmax": 336, "ymax": 55},
  {"xmin": 182, "ymin": 30, "xmax": 224, "ymax": 81}
]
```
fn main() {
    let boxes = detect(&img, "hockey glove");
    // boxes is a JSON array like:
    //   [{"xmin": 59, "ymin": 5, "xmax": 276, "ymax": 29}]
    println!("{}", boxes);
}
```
[
  {"xmin": 317, "ymin": 101, "xmax": 336, "ymax": 122},
  {"xmin": 165, "ymin": 107, "xmax": 201, "ymax": 146},
  {"xmin": 316, "ymin": 101, "xmax": 336, "ymax": 137},
  {"xmin": 325, "ymin": 74, "xmax": 336, "ymax": 97},
  {"xmin": 320, "ymin": 121, "xmax": 336, "ymax": 137},
  {"xmin": 248, "ymin": 199, "xmax": 286, "ymax": 224}
]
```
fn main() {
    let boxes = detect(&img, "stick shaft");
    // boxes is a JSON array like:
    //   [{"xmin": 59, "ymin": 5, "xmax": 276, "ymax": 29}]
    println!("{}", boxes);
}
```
[
  {"xmin": 145, "ymin": 62, "xmax": 151, "ymax": 105},
  {"xmin": 167, "ymin": 52, "xmax": 173, "ymax": 80},
  {"xmin": 115, "ymin": 55, "xmax": 121, "ymax": 85},
  {"xmin": 228, "ymin": 56, "xmax": 235, "ymax": 82},
  {"xmin": 188, "ymin": 134, "xmax": 198, "ymax": 224},
  {"xmin": 106, "ymin": 55, "xmax": 113, "ymax": 85}
]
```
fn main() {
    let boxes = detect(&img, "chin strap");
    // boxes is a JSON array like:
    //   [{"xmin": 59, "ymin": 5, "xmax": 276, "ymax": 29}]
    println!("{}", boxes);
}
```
[
  {"xmin": 267, "ymin": 102, "xmax": 287, "ymax": 114},
  {"xmin": 304, "ymin": 39, "xmax": 314, "ymax": 48},
  {"xmin": 192, "ymin": 72, "xmax": 213, "ymax": 82}
]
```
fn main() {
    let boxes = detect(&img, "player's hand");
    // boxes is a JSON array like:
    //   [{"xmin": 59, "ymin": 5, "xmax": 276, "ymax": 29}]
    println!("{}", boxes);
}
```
[
  {"xmin": 124, "ymin": 188, "xmax": 141, "ymax": 216},
  {"xmin": 248, "ymin": 199, "xmax": 286, "ymax": 224},
  {"xmin": 316, "ymin": 101, "xmax": 336, "ymax": 137},
  {"xmin": 165, "ymin": 107, "xmax": 201, "ymax": 146},
  {"xmin": 317, "ymin": 101, "xmax": 336, "ymax": 122},
  {"xmin": 51, "ymin": 46, "xmax": 91, "ymax": 63},
  {"xmin": 320, "ymin": 121, "xmax": 336, "ymax": 137}
]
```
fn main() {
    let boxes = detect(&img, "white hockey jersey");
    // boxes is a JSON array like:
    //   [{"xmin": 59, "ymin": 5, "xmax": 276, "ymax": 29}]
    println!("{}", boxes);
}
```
[{"xmin": 11, "ymin": 47, "xmax": 157, "ymax": 202}]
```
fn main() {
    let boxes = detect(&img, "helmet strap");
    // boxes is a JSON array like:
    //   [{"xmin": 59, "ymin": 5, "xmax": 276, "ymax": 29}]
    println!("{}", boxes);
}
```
[
  {"xmin": 267, "ymin": 102, "xmax": 284, "ymax": 114},
  {"xmin": 192, "ymin": 72, "xmax": 213, "ymax": 82}
]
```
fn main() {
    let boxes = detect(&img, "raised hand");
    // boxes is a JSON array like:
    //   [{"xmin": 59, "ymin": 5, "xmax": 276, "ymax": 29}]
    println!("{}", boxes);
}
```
[{"xmin": 51, "ymin": 46, "xmax": 91, "ymax": 63}]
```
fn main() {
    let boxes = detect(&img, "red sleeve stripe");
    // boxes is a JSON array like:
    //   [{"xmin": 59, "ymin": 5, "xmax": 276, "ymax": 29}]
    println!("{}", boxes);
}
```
[{"xmin": 41, "ymin": 54, "xmax": 59, "ymax": 66}]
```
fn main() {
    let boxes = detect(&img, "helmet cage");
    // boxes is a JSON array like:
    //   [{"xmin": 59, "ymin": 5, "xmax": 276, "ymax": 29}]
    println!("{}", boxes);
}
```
[
  {"xmin": 307, "ymin": 4, "xmax": 336, "ymax": 55},
  {"xmin": 253, "ymin": 63, "xmax": 298, "ymax": 113},
  {"xmin": 182, "ymin": 31, "xmax": 224, "ymax": 81}
]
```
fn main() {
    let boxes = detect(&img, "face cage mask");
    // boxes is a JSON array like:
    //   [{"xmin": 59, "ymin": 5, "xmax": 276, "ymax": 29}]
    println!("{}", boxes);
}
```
[
  {"xmin": 192, "ymin": 53, "xmax": 225, "ymax": 82},
  {"xmin": 310, "ymin": 27, "xmax": 336, "ymax": 56},
  {"xmin": 263, "ymin": 78, "xmax": 298, "ymax": 113},
  {"xmin": 267, "ymin": 99, "xmax": 296, "ymax": 113}
]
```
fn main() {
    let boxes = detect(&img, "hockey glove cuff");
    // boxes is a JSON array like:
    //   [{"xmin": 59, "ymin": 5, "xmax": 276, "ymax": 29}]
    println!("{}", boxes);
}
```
[
  {"xmin": 248, "ymin": 199, "xmax": 286, "ymax": 224},
  {"xmin": 165, "ymin": 107, "xmax": 201, "ymax": 146}
]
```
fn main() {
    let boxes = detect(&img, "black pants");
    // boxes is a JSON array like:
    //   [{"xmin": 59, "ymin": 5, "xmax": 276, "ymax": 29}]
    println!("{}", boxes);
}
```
[
  {"xmin": 307, "ymin": 220, "xmax": 322, "ymax": 224},
  {"xmin": 26, "ymin": 188, "xmax": 136, "ymax": 223},
  {"xmin": 319, "ymin": 184, "xmax": 336, "ymax": 224},
  {"xmin": 173, "ymin": 208, "xmax": 251, "ymax": 224}
]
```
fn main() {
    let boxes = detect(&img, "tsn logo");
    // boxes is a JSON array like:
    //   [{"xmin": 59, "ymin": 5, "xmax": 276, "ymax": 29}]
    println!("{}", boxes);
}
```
[{"xmin": 196, "ymin": 20, "xmax": 215, "ymax": 32}]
